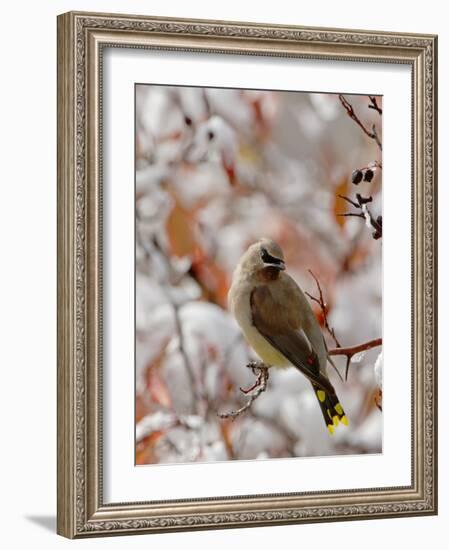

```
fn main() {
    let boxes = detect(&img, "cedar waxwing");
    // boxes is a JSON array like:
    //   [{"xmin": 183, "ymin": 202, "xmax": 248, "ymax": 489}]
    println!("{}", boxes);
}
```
[{"xmin": 228, "ymin": 238, "xmax": 348, "ymax": 434}]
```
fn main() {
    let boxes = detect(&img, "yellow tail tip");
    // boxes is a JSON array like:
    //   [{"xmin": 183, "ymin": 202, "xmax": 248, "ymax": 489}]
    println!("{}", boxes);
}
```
[
  {"xmin": 335, "ymin": 403, "xmax": 344, "ymax": 415},
  {"xmin": 341, "ymin": 415, "xmax": 349, "ymax": 426},
  {"xmin": 327, "ymin": 424, "xmax": 334, "ymax": 435},
  {"xmin": 317, "ymin": 390, "xmax": 326, "ymax": 402},
  {"xmin": 333, "ymin": 415, "xmax": 340, "ymax": 426}
]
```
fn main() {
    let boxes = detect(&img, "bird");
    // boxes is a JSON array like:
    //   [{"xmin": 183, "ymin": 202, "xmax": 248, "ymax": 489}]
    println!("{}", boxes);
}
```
[{"xmin": 228, "ymin": 238, "xmax": 348, "ymax": 434}]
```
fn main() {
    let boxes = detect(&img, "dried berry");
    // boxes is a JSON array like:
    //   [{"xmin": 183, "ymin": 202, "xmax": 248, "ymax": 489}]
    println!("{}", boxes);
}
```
[
  {"xmin": 364, "ymin": 168, "xmax": 374, "ymax": 182},
  {"xmin": 352, "ymin": 169, "xmax": 363, "ymax": 184},
  {"xmin": 184, "ymin": 116, "xmax": 193, "ymax": 126}
]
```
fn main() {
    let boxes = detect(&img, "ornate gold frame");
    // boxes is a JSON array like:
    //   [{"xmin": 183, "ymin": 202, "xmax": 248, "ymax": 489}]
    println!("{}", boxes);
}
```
[{"xmin": 57, "ymin": 11, "xmax": 438, "ymax": 538}]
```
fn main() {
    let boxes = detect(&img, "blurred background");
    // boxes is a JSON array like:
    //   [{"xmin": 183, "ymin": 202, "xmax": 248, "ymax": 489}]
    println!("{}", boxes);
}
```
[{"xmin": 135, "ymin": 85, "xmax": 383, "ymax": 465}]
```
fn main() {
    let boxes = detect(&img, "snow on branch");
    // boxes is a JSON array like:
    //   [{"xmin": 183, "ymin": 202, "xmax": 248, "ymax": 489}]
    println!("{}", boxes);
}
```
[{"xmin": 338, "ymin": 193, "xmax": 383, "ymax": 240}]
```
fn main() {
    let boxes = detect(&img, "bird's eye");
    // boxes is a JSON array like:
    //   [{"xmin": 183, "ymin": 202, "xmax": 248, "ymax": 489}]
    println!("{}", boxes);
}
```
[
  {"xmin": 260, "ymin": 248, "xmax": 270, "ymax": 262},
  {"xmin": 207, "ymin": 130, "xmax": 215, "ymax": 141},
  {"xmin": 260, "ymin": 247, "xmax": 283, "ymax": 265}
]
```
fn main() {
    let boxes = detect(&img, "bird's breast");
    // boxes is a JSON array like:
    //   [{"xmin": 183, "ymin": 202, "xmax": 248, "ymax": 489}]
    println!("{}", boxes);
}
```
[{"xmin": 229, "ymin": 282, "xmax": 290, "ymax": 368}]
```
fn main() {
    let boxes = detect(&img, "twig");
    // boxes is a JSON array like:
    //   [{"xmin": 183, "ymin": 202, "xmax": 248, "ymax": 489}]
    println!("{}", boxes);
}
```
[
  {"xmin": 339, "ymin": 94, "xmax": 382, "ymax": 151},
  {"xmin": 239, "ymin": 366, "xmax": 267, "ymax": 394},
  {"xmin": 172, "ymin": 300, "xmax": 200, "ymax": 413},
  {"xmin": 338, "ymin": 193, "xmax": 382, "ymax": 240},
  {"xmin": 329, "ymin": 338, "xmax": 382, "ymax": 381},
  {"xmin": 368, "ymin": 96, "xmax": 383, "ymax": 115},
  {"xmin": 305, "ymin": 269, "xmax": 341, "ymax": 348},
  {"xmin": 329, "ymin": 338, "xmax": 382, "ymax": 357},
  {"xmin": 217, "ymin": 362, "xmax": 269, "ymax": 420},
  {"xmin": 339, "ymin": 212, "xmax": 364, "ymax": 220},
  {"xmin": 354, "ymin": 161, "xmax": 383, "ymax": 172},
  {"xmin": 371, "ymin": 125, "xmax": 382, "ymax": 150},
  {"xmin": 341, "ymin": 193, "xmax": 373, "ymax": 208},
  {"xmin": 305, "ymin": 270, "xmax": 344, "ymax": 382}
]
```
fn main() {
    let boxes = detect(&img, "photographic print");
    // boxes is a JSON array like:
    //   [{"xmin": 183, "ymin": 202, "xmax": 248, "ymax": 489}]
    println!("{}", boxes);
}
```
[
  {"xmin": 58, "ymin": 12, "xmax": 436, "ymax": 537},
  {"xmin": 135, "ymin": 85, "xmax": 383, "ymax": 465}
]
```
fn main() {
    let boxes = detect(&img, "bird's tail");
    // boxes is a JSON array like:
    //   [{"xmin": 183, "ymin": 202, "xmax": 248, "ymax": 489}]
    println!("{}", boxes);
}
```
[{"xmin": 311, "ymin": 382, "xmax": 348, "ymax": 434}]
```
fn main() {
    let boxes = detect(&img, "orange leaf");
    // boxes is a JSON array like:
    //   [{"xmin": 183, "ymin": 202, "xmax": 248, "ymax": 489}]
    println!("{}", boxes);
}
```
[
  {"xmin": 191, "ymin": 253, "xmax": 230, "ymax": 308},
  {"xmin": 135, "ymin": 395, "xmax": 150, "ymax": 424},
  {"xmin": 143, "ymin": 341, "xmax": 172, "ymax": 408},
  {"xmin": 165, "ymin": 196, "xmax": 196, "ymax": 258},
  {"xmin": 219, "ymin": 420, "xmax": 235, "ymax": 459},
  {"xmin": 136, "ymin": 431, "xmax": 164, "ymax": 465},
  {"xmin": 148, "ymin": 366, "xmax": 172, "ymax": 408},
  {"xmin": 333, "ymin": 176, "xmax": 350, "ymax": 229}
]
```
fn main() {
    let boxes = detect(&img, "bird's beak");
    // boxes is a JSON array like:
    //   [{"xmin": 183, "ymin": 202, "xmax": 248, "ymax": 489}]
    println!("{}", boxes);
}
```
[{"xmin": 265, "ymin": 261, "xmax": 285, "ymax": 271}]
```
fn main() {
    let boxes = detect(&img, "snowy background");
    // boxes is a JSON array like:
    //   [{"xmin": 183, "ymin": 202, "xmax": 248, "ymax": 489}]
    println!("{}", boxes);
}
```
[{"xmin": 135, "ymin": 85, "xmax": 383, "ymax": 465}]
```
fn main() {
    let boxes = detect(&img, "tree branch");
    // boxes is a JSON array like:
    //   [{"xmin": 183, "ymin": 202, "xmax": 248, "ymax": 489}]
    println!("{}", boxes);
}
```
[
  {"xmin": 338, "ymin": 193, "xmax": 382, "ymax": 240},
  {"xmin": 329, "ymin": 338, "xmax": 382, "ymax": 357},
  {"xmin": 217, "ymin": 362, "xmax": 270, "ymax": 420},
  {"xmin": 329, "ymin": 338, "xmax": 383, "ymax": 380},
  {"xmin": 172, "ymin": 300, "xmax": 201, "ymax": 413},
  {"xmin": 368, "ymin": 95, "xmax": 383, "ymax": 115},
  {"xmin": 339, "ymin": 94, "xmax": 382, "ymax": 151},
  {"xmin": 305, "ymin": 269, "xmax": 341, "ymax": 348}
]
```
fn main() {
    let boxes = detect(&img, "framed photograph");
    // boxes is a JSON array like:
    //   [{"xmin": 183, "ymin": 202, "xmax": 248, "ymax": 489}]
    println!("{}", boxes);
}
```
[{"xmin": 57, "ymin": 11, "xmax": 437, "ymax": 538}]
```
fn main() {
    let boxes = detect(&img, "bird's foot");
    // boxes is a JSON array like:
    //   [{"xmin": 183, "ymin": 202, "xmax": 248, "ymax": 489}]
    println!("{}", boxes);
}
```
[
  {"xmin": 218, "ymin": 362, "xmax": 270, "ymax": 420},
  {"xmin": 239, "ymin": 362, "xmax": 269, "ymax": 395}
]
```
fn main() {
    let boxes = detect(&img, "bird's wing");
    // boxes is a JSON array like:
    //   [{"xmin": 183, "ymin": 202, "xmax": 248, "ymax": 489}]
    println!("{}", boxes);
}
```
[{"xmin": 250, "ymin": 284, "xmax": 333, "ymax": 393}]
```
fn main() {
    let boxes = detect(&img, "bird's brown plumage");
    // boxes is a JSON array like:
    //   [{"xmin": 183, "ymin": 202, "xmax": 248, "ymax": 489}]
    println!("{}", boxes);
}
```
[{"xmin": 250, "ymin": 283, "xmax": 334, "ymax": 394}]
